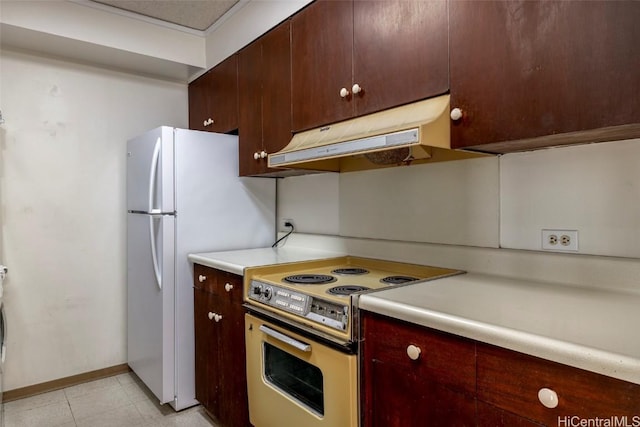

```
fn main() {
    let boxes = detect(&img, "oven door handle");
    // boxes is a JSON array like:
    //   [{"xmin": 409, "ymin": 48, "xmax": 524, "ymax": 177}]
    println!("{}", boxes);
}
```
[{"xmin": 259, "ymin": 325, "xmax": 311, "ymax": 352}]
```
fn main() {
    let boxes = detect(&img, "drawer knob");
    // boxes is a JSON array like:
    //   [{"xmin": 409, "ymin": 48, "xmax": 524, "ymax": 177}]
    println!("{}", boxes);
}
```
[
  {"xmin": 352, "ymin": 83, "xmax": 362, "ymax": 94},
  {"xmin": 253, "ymin": 152, "xmax": 260, "ymax": 160},
  {"xmin": 208, "ymin": 312, "xmax": 214, "ymax": 320},
  {"xmin": 406, "ymin": 344, "xmax": 421, "ymax": 361},
  {"xmin": 339, "ymin": 87, "xmax": 350, "ymax": 98},
  {"xmin": 225, "ymin": 283, "xmax": 234, "ymax": 292},
  {"xmin": 537, "ymin": 387, "xmax": 559, "ymax": 409},
  {"xmin": 198, "ymin": 275, "xmax": 206, "ymax": 283},
  {"xmin": 450, "ymin": 108, "xmax": 463, "ymax": 121}
]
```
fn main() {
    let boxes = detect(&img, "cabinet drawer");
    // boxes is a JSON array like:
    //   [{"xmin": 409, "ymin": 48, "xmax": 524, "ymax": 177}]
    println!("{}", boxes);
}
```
[
  {"xmin": 193, "ymin": 264, "xmax": 242, "ymax": 298},
  {"xmin": 362, "ymin": 312, "xmax": 476, "ymax": 394},
  {"xmin": 477, "ymin": 343, "xmax": 640, "ymax": 425}
]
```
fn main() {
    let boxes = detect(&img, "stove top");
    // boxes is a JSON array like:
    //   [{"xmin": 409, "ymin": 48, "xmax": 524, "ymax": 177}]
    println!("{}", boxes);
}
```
[{"xmin": 244, "ymin": 256, "xmax": 462, "ymax": 343}]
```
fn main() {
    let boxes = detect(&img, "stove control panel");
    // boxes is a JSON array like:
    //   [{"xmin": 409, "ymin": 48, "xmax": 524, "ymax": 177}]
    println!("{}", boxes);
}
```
[{"xmin": 248, "ymin": 280, "xmax": 348, "ymax": 331}]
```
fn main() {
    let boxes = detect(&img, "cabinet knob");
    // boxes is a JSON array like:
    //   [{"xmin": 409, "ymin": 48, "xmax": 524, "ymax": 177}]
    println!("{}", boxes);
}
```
[
  {"xmin": 537, "ymin": 387, "xmax": 559, "ymax": 409},
  {"xmin": 352, "ymin": 83, "xmax": 362, "ymax": 94},
  {"xmin": 260, "ymin": 151, "xmax": 268, "ymax": 159},
  {"xmin": 214, "ymin": 313, "xmax": 223, "ymax": 322},
  {"xmin": 339, "ymin": 87, "xmax": 350, "ymax": 98},
  {"xmin": 198, "ymin": 275, "xmax": 207, "ymax": 283},
  {"xmin": 203, "ymin": 118, "xmax": 215, "ymax": 126},
  {"xmin": 208, "ymin": 312, "xmax": 214, "ymax": 320},
  {"xmin": 406, "ymin": 344, "xmax": 421, "ymax": 361},
  {"xmin": 253, "ymin": 152, "xmax": 260, "ymax": 160},
  {"xmin": 225, "ymin": 283, "xmax": 234, "ymax": 292},
  {"xmin": 450, "ymin": 108, "xmax": 463, "ymax": 121}
]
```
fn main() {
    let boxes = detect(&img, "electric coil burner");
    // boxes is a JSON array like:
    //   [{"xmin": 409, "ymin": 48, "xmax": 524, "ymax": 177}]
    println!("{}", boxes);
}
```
[
  {"xmin": 283, "ymin": 274, "xmax": 336, "ymax": 284},
  {"xmin": 331, "ymin": 268, "xmax": 369, "ymax": 275},
  {"xmin": 381, "ymin": 275, "xmax": 420, "ymax": 285},
  {"xmin": 327, "ymin": 285, "xmax": 370, "ymax": 296}
]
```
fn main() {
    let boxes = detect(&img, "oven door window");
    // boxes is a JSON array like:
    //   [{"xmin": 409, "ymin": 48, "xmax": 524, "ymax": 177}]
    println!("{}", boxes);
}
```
[{"xmin": 263, "ymin": 342, "xmax": 324, "ymax": 416}]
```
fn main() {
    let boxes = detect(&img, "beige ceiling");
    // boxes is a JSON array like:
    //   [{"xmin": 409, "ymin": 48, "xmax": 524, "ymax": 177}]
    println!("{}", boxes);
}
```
[{"xmin": 92, "ymin": 0, "xmax": 240, "ymax": 31}]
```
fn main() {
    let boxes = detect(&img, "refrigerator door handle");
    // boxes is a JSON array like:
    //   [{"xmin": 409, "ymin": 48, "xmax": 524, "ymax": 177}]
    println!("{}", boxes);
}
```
[
  {"xmin": 1, "ymin": 303, "xmax": 6, "ymax": 364},
  {"xmin": 148, "ymin": 137, "xmax": 162, "ymax": 214},
  {"xmin": 149, "ymin": 215, "xmax": 162, "ymax": 290}
]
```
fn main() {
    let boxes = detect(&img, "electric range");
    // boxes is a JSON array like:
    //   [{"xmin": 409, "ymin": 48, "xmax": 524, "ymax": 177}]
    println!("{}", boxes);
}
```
[{"xmin": 243, "ymin": 256, "xmax": 463, "ymax": 346}]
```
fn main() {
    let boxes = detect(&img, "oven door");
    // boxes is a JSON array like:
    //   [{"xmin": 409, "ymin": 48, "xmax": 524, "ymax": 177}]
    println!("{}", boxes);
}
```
[{"xmin": 245, "ymin": 313, "xmax": 358, "ymax": 427}]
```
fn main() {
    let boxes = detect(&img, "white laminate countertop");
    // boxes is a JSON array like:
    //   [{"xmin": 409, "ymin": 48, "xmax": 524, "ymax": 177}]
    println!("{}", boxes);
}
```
[
  {"xmin": 188, "ymin": 247, "xmax": 345, "ymax": 275},
  {"xmin": 358, "ymin": 272, "xmax": 640, "ymax": 385}
]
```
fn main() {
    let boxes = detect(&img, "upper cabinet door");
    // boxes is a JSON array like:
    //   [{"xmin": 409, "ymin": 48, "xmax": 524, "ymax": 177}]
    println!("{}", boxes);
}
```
[
  {"xmin": 450, "ymin": 1, "xmax": 640, "ymax": 151},
  {"xmin": 238, "ymin": 38, "xmax": 264, "ymax": 176},
  {"xmin": 238, "ymin": 20, "xmax": 292, "ymax": 177},
  {"xmin": 291, "ymin": 0, "xmax": 354, "ymax": 132},
  {"xmin": 188, "ymin": 55, "xmax": 239, "ymax": 134},
  {"xmin": 262, "ymin": 21, "xmax": 293, "ymax": 159},
  {"xmin": 352, "ymin": 0, "xmax": 449, "ymax": 118}
]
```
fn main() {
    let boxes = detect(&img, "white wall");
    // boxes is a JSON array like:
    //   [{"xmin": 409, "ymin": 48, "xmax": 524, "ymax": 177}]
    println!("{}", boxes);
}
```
[
  {"xmin": 1, "ymin": 1, "xmax": 205, "ymax": 67},
  {"xmin": 204, "ymin": 0, "xmax": 313, "ymax": 70},
  {"xmin": 0, "ymin": 49, "xmax": 188, "ymax": 390},
  {"xmin": 277, "ymin": 138, "xmax": 640, "ymax": 260}
]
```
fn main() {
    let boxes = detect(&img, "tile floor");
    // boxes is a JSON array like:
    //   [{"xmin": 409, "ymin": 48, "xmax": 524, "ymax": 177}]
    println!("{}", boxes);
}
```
[{"xmin": 4, "ymin": 372, "xmax": 218, "ymax": 427}]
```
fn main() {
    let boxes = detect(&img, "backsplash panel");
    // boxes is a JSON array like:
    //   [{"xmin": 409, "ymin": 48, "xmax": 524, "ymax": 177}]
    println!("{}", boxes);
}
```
[
  {"xmin": 339, "ymin": 157, "xmax": 500, "ymax": 247},
  {"xmin": 278, "ymin": 138, "xmax": 640, "ymax": 259},
  {"xmin": 500, "ymin": 139, "xmax": 640, "ymax": 258}
]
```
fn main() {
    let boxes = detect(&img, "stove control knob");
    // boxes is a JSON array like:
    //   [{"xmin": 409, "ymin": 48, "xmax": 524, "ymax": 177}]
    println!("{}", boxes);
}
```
[
  {"xmin": 263, "ymin": 287, "xmax": 273, "ymax": 300},
  {"xmin": 252, "ymin": 285, "xmax": 262, "ymax": 297},
  {"xmin": 406, "ymin": 344, "xmax": 421, "ymax": 361}
]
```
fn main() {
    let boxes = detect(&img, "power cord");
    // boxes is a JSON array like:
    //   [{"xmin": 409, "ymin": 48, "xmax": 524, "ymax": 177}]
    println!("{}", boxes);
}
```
[{"xmin": 272, "ymin": 221, "xmax": 295, "ymax": 248}]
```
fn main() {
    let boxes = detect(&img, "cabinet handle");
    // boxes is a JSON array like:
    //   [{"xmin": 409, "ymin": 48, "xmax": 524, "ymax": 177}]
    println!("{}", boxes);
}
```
[
  {"xmin": 406, "ymin": 344, "xmax": 421, "ymax": 361},
  {"xmin": 537, "ymin": 387, "xmax": 559, "ymax": 409},
  {"xmin": 198, "ymin": 275, "xmax": 207, "ymax": 283},
  {"xmin": 214, "ymin": 313, "xmax": 223, "ymax": 322},
  {"xmin": 253, "ymin": 152, "xmax": 260, "ymax": 160},
  {"xmin": 352, "ymin": 83, "xmax": 362, "ymax": 94},
  {"xmin": 203, "ymin": 118, "xmax": 215, "ymax": 126},
  {"xmin": 339, "ymin": 87, "xmax": 350, "ymax": 98},
  {"xmin": 260, "ymin": 151, "xmax": 268, "ymax": 159},
  {"xmin": 225, "ymin": 283, "xmax": 234, "ymax": 292},
  {"xmin": 450, "ymin": 108, "xmax": 463, "ymax": 121},
  {"xmin": 208, "ymin": 312, "xmax": 214, "ymax": 320}
]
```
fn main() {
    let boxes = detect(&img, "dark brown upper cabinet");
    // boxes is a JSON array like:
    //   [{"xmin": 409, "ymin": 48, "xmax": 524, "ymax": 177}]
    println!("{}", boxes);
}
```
[
  {"xmin": 449, "ymin": 0, "xmax": 640, "ymax": 152},
  {"xmin": 188, "ymin": 54, "xmax": 239, "ymax": 134},
  {"xmin": 291, "ymin": 0, "xmax": 449, "ymax": 133},
  {"xmin": 238, "ymin": 20, "xmax": 292, "ymax": 176}
]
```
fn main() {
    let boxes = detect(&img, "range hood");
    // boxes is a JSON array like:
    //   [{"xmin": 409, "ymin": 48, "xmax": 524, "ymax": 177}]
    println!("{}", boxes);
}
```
[{"xmin": 268, "ymin": 94, "xmax": 485, "ymax": 173}]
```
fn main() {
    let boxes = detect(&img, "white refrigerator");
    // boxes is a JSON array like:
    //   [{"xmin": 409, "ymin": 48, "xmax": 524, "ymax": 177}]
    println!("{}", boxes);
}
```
[{"xmin": 126, "ymin": 127, "xmax": 275, "ymax": 410}]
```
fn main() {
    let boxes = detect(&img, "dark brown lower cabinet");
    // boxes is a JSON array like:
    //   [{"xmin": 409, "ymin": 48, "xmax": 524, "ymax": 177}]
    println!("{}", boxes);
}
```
[
  {"xmin": 362, "ymin": 310, "xmax": 640, "ymax": 427},
  {"xmin": 361, "ymin": 311, "xmax": 476, "ymax": 427},
  {"xmin": 193, "ymin": 264, "xmax": 250, "ymax": 427}
]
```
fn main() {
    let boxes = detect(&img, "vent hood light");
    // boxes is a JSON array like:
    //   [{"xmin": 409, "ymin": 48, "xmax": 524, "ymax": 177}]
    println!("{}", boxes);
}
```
[{"xmin": 269, "ymin": 94, "xmax": 486, "ymax": 173}]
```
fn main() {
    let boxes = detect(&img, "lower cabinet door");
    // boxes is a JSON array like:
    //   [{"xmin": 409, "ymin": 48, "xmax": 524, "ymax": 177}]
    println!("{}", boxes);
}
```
[
  {"xmin": 365, "ymin": 359, "xmax": 476, "ymax": 427},
  {"xmin": 194, "ymin": 289, "xmax": 220, "ymax": 416}
]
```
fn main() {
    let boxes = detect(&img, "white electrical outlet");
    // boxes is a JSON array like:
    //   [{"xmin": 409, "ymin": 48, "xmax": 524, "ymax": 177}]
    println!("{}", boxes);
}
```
[
  {"xmin": 280, "ymin": 218, "xmax": 294, "ymax": 230},
  {"xmin": 541, "ymin": 229, "xmax": 578, "ymax": 252}
]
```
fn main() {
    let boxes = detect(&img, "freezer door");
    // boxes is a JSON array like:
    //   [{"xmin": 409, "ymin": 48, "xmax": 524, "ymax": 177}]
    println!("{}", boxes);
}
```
[
  {"xmin": 127, "ymin": 212, "xmax": 175, "ymax": 404},
  {"xmin": 127, "ymin": 127, "xmax": 175, "ymax": 214}
]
